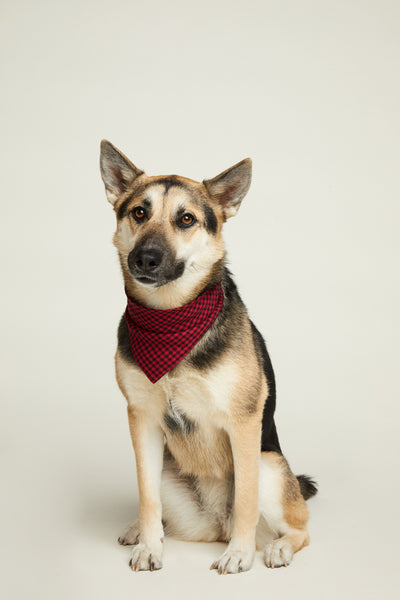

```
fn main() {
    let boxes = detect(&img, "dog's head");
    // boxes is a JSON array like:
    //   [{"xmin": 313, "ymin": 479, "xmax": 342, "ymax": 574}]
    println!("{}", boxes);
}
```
[{"xmin": 100, "ymin": 140, "xmax": 252, "ymax": 308}]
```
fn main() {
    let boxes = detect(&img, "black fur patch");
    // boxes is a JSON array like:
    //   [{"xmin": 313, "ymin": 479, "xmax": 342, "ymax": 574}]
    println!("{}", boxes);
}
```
[
  {"xmin": 203, "ymin": 204, "xmax": 218, "ymax": 235},
  {"xmin": 163, "ymin": 179, "xmax": 179, "ymax": 193},
  {"xmin": 164, "ymin": 401, "xmax": 196, "ymax": 436},
  {"xmin": 142, "ymin": 198, "xmax": 152, "ymax": 209},
  {"xmin": 163, "ymin": 412, "xmax": 181, "ymax": 433},
  {"xmin": 250, "ymin": 322, "xmax": 282, "ymax": 454},
  {"xmin": 152, "ymin": 176, "xmax": 189, "ymax": 192},
  {"xmin": 297, "ymin": 475, "xmax": 318, "ymax": 500},
  {"xmin": 117, "ymin": 314, "xmax": 136, "ymax": 365},
  {"xmin": 117, "ymin": 193, "xmax": 135, "ymax": 220}
]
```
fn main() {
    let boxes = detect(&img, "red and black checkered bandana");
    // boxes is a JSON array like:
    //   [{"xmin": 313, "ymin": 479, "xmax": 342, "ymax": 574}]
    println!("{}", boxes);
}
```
[{"xmin": 125, "ymin": 283, "xmax": 224, "ymax": 383}]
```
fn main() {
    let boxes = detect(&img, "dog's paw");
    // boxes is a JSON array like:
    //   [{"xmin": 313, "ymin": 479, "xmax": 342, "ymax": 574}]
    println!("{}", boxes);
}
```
[
  {"xmin": 129, "ymin": 542, "xmax": 163, "ymax": 572},
  {"xmin": 264, "ymin": 539, "xmax": 294, "ymax": 568},
  {"xmin": 210, "ymin": 546, "xmax": 254, "ymax": 574},
  {"xmin": 118, "ymin": 520, "xmax": 140, "ymax": 546}
]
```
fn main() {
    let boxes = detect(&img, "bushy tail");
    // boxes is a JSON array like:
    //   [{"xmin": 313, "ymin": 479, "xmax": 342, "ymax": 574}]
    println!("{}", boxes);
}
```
[{"xmin": 297, "ymin": 474, "xmax": 318, "ymax": 500}]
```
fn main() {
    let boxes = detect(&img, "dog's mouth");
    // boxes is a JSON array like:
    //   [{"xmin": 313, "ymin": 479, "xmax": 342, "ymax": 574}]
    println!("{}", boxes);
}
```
[
  {"xmin": 135, "ymin": 275, "xmax": 158, "ymax": 286},
  {"xmin": 130, "ymin": 261, "xmax": 186, "ymax": 288}
]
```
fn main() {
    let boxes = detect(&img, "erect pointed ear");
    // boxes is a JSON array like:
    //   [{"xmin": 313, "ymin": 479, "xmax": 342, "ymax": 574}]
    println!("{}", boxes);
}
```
[
  {"xmin": 100, "ymin": 140, "xmax": 144, "ymax": 206},
  {"xmin": 203, "ymin": 158, "xmax": 252, "ymax": 219}
]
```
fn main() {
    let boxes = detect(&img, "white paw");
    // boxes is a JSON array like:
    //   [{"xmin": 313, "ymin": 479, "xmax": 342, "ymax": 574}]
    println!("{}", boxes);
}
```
[
  {"xmin": 211, "ymin": 546, "xmax": 254, "ymax": 574},
  {"xmin": 129, "ymin": 542, "xmax": 163, "ymax": 572},
  {"xmin": 264, "ymin": 539, "xmax": 294, "ymax": 568},
  {"xmin": 118, "ymin": 520, "xmax": 140, "ymax": 546}
]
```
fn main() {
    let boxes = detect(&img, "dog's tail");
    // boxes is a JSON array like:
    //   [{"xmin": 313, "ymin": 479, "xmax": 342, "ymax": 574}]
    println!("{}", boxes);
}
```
[{"xmin": 296, "ymin": 474, "xmax": 318, "ymax": 500}]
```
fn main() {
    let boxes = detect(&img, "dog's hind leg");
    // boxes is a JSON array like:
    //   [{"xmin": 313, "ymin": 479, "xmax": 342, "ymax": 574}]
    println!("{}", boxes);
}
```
[
  {"xmin": 119, "ymin": 452, "xmax": 223, "ymax": 546},
  {"xmin": 258, "ymin": 451, "xmax": 310, "ymax": 568},
  {"xmin": 160, "ymin": 454, "xmax": 225, "ymax": 543}
]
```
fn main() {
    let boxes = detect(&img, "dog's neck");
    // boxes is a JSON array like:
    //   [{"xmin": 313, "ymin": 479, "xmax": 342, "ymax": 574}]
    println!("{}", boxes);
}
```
[{"xmin": 122, "ymin": 258, "xmax": 226, "ymax": 310}]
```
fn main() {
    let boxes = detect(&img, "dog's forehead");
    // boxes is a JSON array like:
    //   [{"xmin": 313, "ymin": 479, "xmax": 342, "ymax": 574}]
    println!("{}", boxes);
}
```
[
  {"xmin": 144, "ymin": 176, "xmax": 201, "ymax": 209},
  {"xmin": 146, "ymin": 182, "xmax": 191, "ymax": 208}
]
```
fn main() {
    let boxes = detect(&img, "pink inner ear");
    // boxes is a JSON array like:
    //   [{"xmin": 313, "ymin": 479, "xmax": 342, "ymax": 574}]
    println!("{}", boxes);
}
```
[
  {"xmin": 111, "ymin": 165, "xmax": 127, "ymax": 189},
  {"xmin": 219, "ymin": 182, "xmax": 240, "ymax": 207}
]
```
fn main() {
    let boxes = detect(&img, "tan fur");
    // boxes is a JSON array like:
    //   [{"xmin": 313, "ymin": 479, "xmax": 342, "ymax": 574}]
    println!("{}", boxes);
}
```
[
  {"xmin": 163, "ymin": 422, "xmax": 234, "ymax": 479},
  {"xmin": 259, "ymin": 451, "xmax": 310, "ymax": 566},
  {"xmin": 127, "ymin": 407, "xmax": 161, "ymax": 528},
  {"xmin": 227, "ymin": 417, "xmax": 262, "ymax": 543}
]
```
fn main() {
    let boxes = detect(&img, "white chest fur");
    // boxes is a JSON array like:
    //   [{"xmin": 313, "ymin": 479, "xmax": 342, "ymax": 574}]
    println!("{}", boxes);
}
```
[
  {"xmin": 117, "ymin": 354, "xmax": 238, "ymax": 478},
  {"xmin": 118, "ymin": 355, "xmax": 238, "ymax": 433}
]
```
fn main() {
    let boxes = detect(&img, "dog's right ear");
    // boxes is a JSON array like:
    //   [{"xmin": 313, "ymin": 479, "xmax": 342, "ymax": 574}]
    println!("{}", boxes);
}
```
[
  {"xmin": 203, "ymin": 158, "xmax": 252, "ymax": 219},
  {"xmin": 100, "ymin": 140, "xmax": 144, "ymax": 206}
]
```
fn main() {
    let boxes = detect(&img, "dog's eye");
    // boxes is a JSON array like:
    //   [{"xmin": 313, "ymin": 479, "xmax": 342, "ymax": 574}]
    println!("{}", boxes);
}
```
[
  {"xmin": 180, "ymin": 213, "xmax": 195, "ymax": 228},
  {"xmin": 132, "ymin": 206, "xmax": 146, "ymax": 221}
]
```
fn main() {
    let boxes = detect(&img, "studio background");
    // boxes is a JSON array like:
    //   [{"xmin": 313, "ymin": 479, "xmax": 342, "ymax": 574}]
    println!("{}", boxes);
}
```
[{"xmin": 1, "ymin": 1, "xmax": 399, "ymax": 598}]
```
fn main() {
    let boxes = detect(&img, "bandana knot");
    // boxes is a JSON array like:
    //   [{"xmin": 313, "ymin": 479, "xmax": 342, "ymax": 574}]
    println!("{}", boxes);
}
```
[{"xmin": 125, "ymin": 283, "xmax": 224, "ymax": 383}]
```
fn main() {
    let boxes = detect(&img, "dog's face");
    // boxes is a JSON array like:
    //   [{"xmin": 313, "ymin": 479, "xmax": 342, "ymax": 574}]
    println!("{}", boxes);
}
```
[{"xmin": 100, "ymin": 141, "xmax": 252, "ymax": 308}]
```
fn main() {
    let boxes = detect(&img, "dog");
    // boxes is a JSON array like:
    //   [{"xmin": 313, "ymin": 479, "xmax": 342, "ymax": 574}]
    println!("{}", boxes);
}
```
[{"xmin": 99, "ymin": 140, "xmax": 317, "ymax": 574}]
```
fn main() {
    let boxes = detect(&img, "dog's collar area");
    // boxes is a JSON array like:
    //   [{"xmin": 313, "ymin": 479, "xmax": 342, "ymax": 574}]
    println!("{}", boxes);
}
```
[{"xmin": 125, "ymin": 283, "xmax": 224, "ymax": 383}]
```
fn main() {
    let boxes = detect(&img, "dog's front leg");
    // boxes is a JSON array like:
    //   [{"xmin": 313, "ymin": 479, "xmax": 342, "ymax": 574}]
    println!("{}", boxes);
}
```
[
  {"xmin": 127, "ymin": 405, "xmax": 164, "ymax": 571},
  {"xmin": 211, "ymin": 419, "xmax": 261, "ymax": 574}
]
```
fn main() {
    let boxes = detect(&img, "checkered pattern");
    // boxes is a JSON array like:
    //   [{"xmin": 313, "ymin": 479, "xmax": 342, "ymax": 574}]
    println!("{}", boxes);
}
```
[{"xmin": 125, "ymin": 283, "xmax": 225, "ymax": 383}]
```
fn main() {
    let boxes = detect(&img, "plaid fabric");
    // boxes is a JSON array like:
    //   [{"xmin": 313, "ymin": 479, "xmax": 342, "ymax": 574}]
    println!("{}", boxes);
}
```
[{"xmin": 125, "ymin": 283, "xmax": 225, "ymax": 383}]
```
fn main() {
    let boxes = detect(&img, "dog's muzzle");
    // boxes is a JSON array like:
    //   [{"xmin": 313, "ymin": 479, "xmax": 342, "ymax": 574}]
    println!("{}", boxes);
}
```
[{"xmin": 128, "ymin": 243, "xmax": 185, "ymax": 286}]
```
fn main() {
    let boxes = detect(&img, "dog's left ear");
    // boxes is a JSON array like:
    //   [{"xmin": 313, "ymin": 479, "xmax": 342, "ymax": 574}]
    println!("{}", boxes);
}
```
[
  {"xmin": 100, "ymin": 140, "xmax": 144, "ymax": 206},
  {"xmin": 203, "ymin": 158, "xmax": 252, "ymax": 219}
]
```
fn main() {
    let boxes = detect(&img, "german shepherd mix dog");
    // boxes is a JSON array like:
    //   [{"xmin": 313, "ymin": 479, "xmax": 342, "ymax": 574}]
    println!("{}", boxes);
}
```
[{"xmin": 100, "ymin": 141, "xmax": 317, "ymax": 574}]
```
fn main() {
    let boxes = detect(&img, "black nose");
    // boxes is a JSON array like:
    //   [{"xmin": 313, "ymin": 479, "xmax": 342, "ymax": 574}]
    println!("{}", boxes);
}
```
[{"xmin": 134, "ymin": 248, "xmax": 163, "ymax": 273}]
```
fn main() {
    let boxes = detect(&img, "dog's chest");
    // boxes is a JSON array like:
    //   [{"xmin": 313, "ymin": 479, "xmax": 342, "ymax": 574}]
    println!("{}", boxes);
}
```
[
  {"xmin": 160, "ymin": 361, "xmax": 237, "ymax": 428},
  {"xmin": 159, "ymin": 365, "xmax": 236, "ymax": 477},
  {"xmin": 119, "ymin": 358, "xmax": 238, "ymax": 478}
]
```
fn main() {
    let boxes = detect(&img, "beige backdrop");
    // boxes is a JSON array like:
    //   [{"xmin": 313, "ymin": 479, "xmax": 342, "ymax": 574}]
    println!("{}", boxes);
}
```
[{"xmin": 1, "ymin": 1, "xmax": 399, "ymax": 598}]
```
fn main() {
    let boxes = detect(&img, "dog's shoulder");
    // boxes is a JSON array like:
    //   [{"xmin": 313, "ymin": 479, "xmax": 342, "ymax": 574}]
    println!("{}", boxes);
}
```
[
  {"xmin": 187, "ymin": 269, "xmax": 247, "ymax": 370},
  {"xmin": 117, "ymin": 313, "xmax": 135, "ymax": 365}
]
